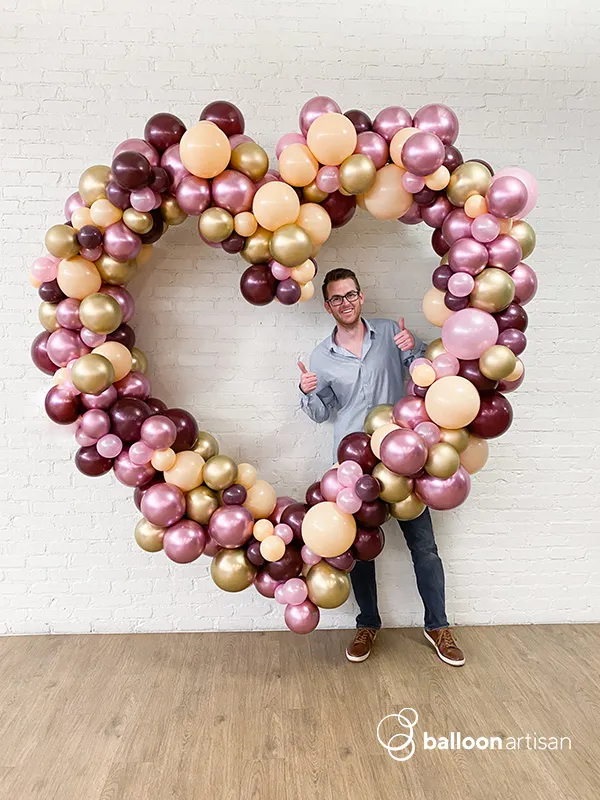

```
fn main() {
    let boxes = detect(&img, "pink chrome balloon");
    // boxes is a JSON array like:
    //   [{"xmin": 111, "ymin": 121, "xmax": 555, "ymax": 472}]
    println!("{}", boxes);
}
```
[
  {"xmin": 163, "ymin": 519, "xmax": 206, "ymax": 563},
  {"xmin": 140, "ymin": 415, "xmax": 177, "ymax": 450},
  {"xmin": 491, "ymin": 167, "xmax": 538, "ymax": 217},
  {"xmin": 511, "ymin": 262, "xmax": 538, "ymax": 305},
  {"xmin": 81, "ymin": 384, "xmax": 118, "ymax": 410},
  {"xmin": 412, "ymin": 103, "xmax": 459, "ymax": 145},
  {"xmin": 372, "ymin": 106, "xmax": 412, "ymax": 142},
  {"xmin": 141, "ymin": 482, "xmax": 186, "ymax": 527},
  {"xmin": 414, "ymin": 421, "xmax": 441, "ymax": 448},
  {"xmin": 415, "ymin": 466, "xmax": 471, "ymax": 510},
  {"xmin": 316, "ymin": 166, "xmax": 340, "ymax": 194},
  {"xmin": 301, "ymin": 545, "xmax": 321, "ymax": 566},
  {"xmin": 80, "ymin": 328, "xmax": 106, "ymax": 347},
  {"xmin": 160, "ymin": 143, "xmax": 190, "ymax": 190},
  {"xmin": 284, "ymin": 599, "xmax": 320, "ymax": 634},
  {"xmin": 115, "ymin": 371, "xmax": 151, "ymax": 400},
  {"xmin": 281, "ymin": 578, "xmax": 308, "ymax": 605},
  {"xmin": 176, "ymin": 175, "xmax": 212, "ymax": 215},
  {"xmin": 254, "ymin": 569, "xmax": 282, "ymax": 598},
  {"xmin": 130, "ymin": 187, "xmax": 156, "ymax": 213},
  {"xmin": 442, "ymin": 209, "xmax": 473, "ymax": 244},
  {"xmin": 486, "ymin": 176, "xmax": 528, "ymax": 219},
  {"xmin": 96, "ymin": 433, "xmax": 123, "ymax": 458},
  {"xmin": 114, "ymin": 449, "xmax": 156, "ymax": 487},
  {"xmin": 103, "ymin": 222, "xmax": 142, "ymax": 262},
  {"xmin": 276, "ymin": 132, "xmax": 307, "ymax": 158},
  {"xmin": 80, "ymin": 409, "xmax": 110, "ymax": 439},
  {"xmin": 354, "ymin": 131, "xmax": 389, "ymax": 170},
  {"xmin": 486, "ymin": 234, "xmax": 522, "ymax": 272},
  {"xmin": 211, "ymin": 170, "xmax": 255, "ymax": 215},
  {"xmin": 101, "ymin": 286, "xmax": 135, "ymax": 322},
  {"xmin": 448, "ymin": 238, "xmax": 489, "ymax": 276},
  {"xmin": 447, "ymin": 272, "xmax": 474, "ymax": 298},
  {"xmin": 299, "ymin": 95, "xmax": 342, "ymax": 136},
  {"xmin": 64, "ymin": 192, "xmax": 86, "ymax": 222},
  {"xmin": 129, "ymin": 440, "xmax": 154, "ymax": 465},
  {"xmin": 471, "ymin": 213, "xmax": 501, "ymax": 244},
  {"xmin": 380, "ymin": 428, "xmax": 428, "ymax": 476},
  {"xmin": 208, "ymin": 505, "xmax": 254, "ymax": 549},
  {"xmin": 56, "ymin": 298, "xmax": 82, "ymax": 330},
  {"xmin": 392, "ymin": 396, "xmax": 431, "ymax": 430},
  {"xmin": 47, "ymin": 329, "xmax": 90, "ymax": 367},
  {"xmin": 113, "ymin": 138, "xmax": 160, "ymax": 167}
]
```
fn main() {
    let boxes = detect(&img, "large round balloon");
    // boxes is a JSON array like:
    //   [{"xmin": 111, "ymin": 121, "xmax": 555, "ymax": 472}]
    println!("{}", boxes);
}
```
[{"xmin": 301, "ymin": 502, "xmax": 357, "ymax": 558}]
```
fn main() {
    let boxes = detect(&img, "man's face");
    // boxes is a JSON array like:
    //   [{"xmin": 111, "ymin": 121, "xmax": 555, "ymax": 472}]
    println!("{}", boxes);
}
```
[{"xmin": 324, "ymin": 278, "xmax": 364, "ymax": 326}]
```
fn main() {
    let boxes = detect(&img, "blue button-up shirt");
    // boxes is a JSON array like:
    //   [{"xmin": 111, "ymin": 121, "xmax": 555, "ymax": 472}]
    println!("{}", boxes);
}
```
[{"xmin": 299, "ymin": 317, "xmax": 427, "ymax": 461}]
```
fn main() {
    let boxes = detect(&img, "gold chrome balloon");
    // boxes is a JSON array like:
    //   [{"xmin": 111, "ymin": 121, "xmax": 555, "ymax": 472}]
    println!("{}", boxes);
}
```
[
  {"xmin": 123, "ymin": 208, "xmax": 154, "ymax": 234},
  {"xmin": 203, "ymin": 455, "xmax": 238, "ymax": 491},
  {"xmin": 303, "ymin": 180, "xmax": 328, "ymax": 203},
  {"xmin": 470, "ymin": 267, "xmax": 515, "ymax": 313},
  {"xmin": 269, "ymin": 223, "xmax": 313, "ymax": 268},
  {"xmin": 425, "ymin": 442, "xmax": 460, "ymax": 479},
  {"xmin": 210, "ymin": 548, "xmax": 257, "ymax": 592},
  {"xmin": 439, "ymin": 253, "xmax": 449, "ymax": 266},
  {"xmin": 79, "ymin": 292, "xmax": 122, "ymax": 334},
  {"xmin": 44, "ymin": 224, "xmax": 80, "ymax": 259},
  {"xmin": 439, "ymin": 427, "xmax": 470, "ymax": 454},
  {"xmin": 186, "ymin": 484, "xmax": 219, "ymax": 525},
  {"xmin": 372, "ymin": 462, "xmax": 413, "ymax": 503},
  {"xmin": 134, "ymin": 518, "xmax": 165, "ymax": 552},
  {"xmin": 479, "ymin": 345, "xmax": 517, "ymax": 381},
  {"xmin": 161, "ymin": 196, "xmax": 188, "ymax": 226},
  {"xmin": 510, "ymin": 219, "xmax": 536, "ymax": 259},
  {"xmin": 339, "ymin": 154, "xmax": 377, "ymax": 195},
  {"xmin": 425, "ymin": 338, "xmax": 447, "ymax": 361},
  {"xmin": 95, "ymin": 252, "xmax": 138, "ymax": 286},
  {"xmin": 364, "ymin": 404, "xmax": 394, "ymax": 435},
  {"xmin": 130, "ymin": 347, "xmax": 148, "ymax": 374},
  {"xmin": 70, "ymin": 353, "xmax": 115, "ymax": 395},
  {"xmin": 78, "ymin": 165, "xmax": 111, "ymax": 206},
  {"xmin": 199, "ymin": 207, "xmax": 234, "ymax": 243},
  {"xmin": 230, "ymin": 142, "xmax": 269, "ymax": 182},
  {"xmin": 388, "ymin": 493, "xmax": 426, "ymax": 521},
  {"xmin": 505, "ymin": 357, "xmax": 524, "ymax": 383},
  {"xmin": 193, "ymin": 431, "xmax": 219, "ymax": 461},
  {"xmin": 241, "ymin": 226, "xmax": 272, "ymax": 264},
  {"xmin": 306, "ymin": 561, "xmax": 351, "ymax": 609},
  {"xmin": 446, "ymin": 161, "xmax": 492, "ymax": 207},
  {"xmin": 38, "ymin": 301, "xmax": 60, "ymax": 332}
]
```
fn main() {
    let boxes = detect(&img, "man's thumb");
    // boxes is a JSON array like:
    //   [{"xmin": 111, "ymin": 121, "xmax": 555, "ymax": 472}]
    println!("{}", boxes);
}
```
[
  {"xmin": 398, "ymin": 317, "xmax": 405, "ymax": 331},
  {"xmin": 298, "ymin": 360, "xmax": 308, "ymax": 374}
]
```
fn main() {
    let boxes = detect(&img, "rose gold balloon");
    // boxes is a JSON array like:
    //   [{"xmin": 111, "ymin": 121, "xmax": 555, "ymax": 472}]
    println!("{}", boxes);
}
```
[{"xmin": 389, "ymin": 127, "xmax": 420, "ymax": 167}]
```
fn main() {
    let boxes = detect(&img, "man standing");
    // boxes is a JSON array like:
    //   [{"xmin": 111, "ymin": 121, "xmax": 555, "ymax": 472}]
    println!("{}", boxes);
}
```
[{"xmin": 298, "ymin": 268, "xmax": 465, "ymax": 667}]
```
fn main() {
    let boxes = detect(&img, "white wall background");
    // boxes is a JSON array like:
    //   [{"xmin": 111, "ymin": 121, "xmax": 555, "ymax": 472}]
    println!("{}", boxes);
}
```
[{"xmin": 2, "ymin": 0, "xmax": 599, "ymax": 635}]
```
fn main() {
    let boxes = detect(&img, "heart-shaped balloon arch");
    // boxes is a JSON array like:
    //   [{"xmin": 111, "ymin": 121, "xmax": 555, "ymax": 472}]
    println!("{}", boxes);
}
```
[{"xmin": 30, "ymin": 97, "xmax": 538, "ymax": 634}]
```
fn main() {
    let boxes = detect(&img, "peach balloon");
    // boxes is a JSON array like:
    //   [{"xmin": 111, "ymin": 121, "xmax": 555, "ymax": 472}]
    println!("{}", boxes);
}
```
[
  {"xmin": 459, "ymin": 435, "xmax": 489, "ymax": 474},
  {"xmin": 505, "ymin": 358, "xmax": 524, "ymax": 383},
  {"xmin": 370, "ymin": 422, "xmax": 400, "ymax": 459},
  {"xmin": 91, "ymin": 341, "xmax": 132, "ymax": 382},
  {"xmin": 236, "ymin": 463, "xmax": 257, "ymax": 489},
  {"xmin": 260, "ymin": 535, "xmax": 286, "ymax": 562},
  {"xmin": 244, "ymin": 479, "xmax": 277, "ymax": 519},
  {"xmin": 137, "ymin": 244, "xmax": 153, "ymax": 266},
  {"xmin": 278, "ymin": 143, "xmax": 319, "ymax": 187},
  {"xmin": 90, "ymin": 199, "xmax": 123, "ymax": 228},
  {"xmin": 306, "ymin": 113, "xmax": 357, "ymax": 166},
  {"xmin": 296, "ymin": 203, "xmax": 332, "ymax": 248},
  {"xmin": 71, "ymin": 207, "xmax": 94, "ymax": 231},
  {"xmin": 464, "ymin": 194, "xmax": 488, "ymax": 218},
  {"xmin": 299, "ymin": 281, "xmax": 315, "ymax": 303},
  {"xmin": 179, "ymin": 121, "xmax": 231, "ymax": 179},
  {"xmin": 422, "ymin": 287, "xmax": 454, "ymax": 327},
  {"xmin": 361, "ymin": 164, "xmax": 413, "ymax": 220},
  {"xmin": 412, "ymin": 364, "xmax": 436, "ymax": 387},
  {"xmin": 234, "ymin": 212, "xmax": 258, "ymax": 237},
  {"xmin": 151, "ymin": 448, "xmax": 177, "ymax": 471},
  {"xmin": 163, "ymin": 450, "xmax": 205, "ymax": 492},
  {"xmin": 425, "ymin": 376, "xmax": 481, "ymax": 429},
  {"xmin": 425, "ymin": 165, "xmax": 450, "ymax": 191},
  {"xmin": 498, "ymin": 217, "xmax": 513, "ymax": 234},
  {"xmin": 252, "ymin": 182, "xmax": 300, "ymax": 231},
  {"xmin": 301, "ymin": 501, "xmax": 357, "ymax": 558},
  {"xmin": 29, "ymin": 274, "xmax": 42, "ymax": 288},
  {"xmin": 290, "ymin": 259, "xmax": 316, "ymax": 285},
  {"xmin": 389, "ymin": 128, "xmax": 420, "ymax": 167},
  {"xmin": 57, "ymin": 257, "xmax": 102, "ymax": 300},
  {"xmin": 253, "ymin": 519, "xmax": 274, "ymax": 542}
]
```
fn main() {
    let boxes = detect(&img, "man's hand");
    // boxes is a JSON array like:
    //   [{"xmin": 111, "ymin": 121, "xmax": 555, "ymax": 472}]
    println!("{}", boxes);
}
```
[
  {"xmin": 298, "ymin": 360, "xmax": 318, "ymax": 394},
  {"xmin": 394, "ymin": 317, "xmax": 415, "ymax": 352}
]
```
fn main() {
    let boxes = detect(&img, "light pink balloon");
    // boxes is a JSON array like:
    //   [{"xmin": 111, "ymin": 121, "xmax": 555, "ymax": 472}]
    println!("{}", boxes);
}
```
[
  {"xmin": 447, "ymin": 272, "xmax": 474, "ymax": 297},
  {"xmin": 432, "ymin": 353, "xmax": 460, "ymax": 378},
  {"xmin": 75, "ymin": 428, "xmax": 97, "ymax": 447},
  {"xmin": 471, "ymin": 213, "xmax": 501, "ymax": 244},
  {"xmin": 392, "ymin": 396, "xmax": 431, "ymax": 429},
  {"xmin": 140, "ymin": 415, "xmax": 177, "ymax": 449},
  {"xmin": 113, "ymin": 138, "xmax": 160, "ymax": 167},
  {"xmin": 402, "ymin": 172, "xmax": 425, "ymax": 193},
  {"xmin": 129, "ymin": 440, "xmax": 154, "ymax": 465},
  {"xmin": 274, "ymin": 523, "xmax": 294, "ymax": 545},
  {"xmin": 320, "ymin": 467, "xmax": 344, "ymax": 502},
  {"xmin": 103, "ymin": 222, "xmax": 142, "ymax": 262},
  {"xmin": 208, "ymin": 505, "xmax": 254, "ymax": 549},
  {"xmin": 47, "ymin": 329, "xmax": 90, "ymax": 367},
  {"xmin": 414, "ymin": 421, "xmax": 441, "ymax": 447},
  {"xmin": 442, "ymin": 308, "xmax": 499, "ymax": 359},
  {"xmin": 284, "ymin": 599, "xmax": 320, "ymax": 634},
  {"xmin": 336, "ymin": 488, "xmax": 362, "ymax": 514},
  {"xmin": 337, "ymin": 460, "xmax": 363, "ymax": 488},
  {"xmin": 32, "ymin": 256, "xmax": 58, "ymax": 283},
  {"xmin": 415, "ymin": 466, "xmax": 471, "ymax": 510},
  {"xmin": 64, "ymin": 192, "xmax": 86, "ymax": 222},
  {"xmin": 281, "ymin": 578, "xmax": 308, "ymax": 605},
  {"xmin": 80, "ymin": 408, "xmax": 110, "ymax": 438},
  {"xmin": 511, "ymin": 262, "xmax": 538, "ymax": 305},
  {"xmin": 114, "ymin": 449, "xmax": 156, "ymax": 487},
  {"xmin": 163, "ymin": 519, "xmax": 206, "ymax": 563},
  {"xmin": 316, "ymin": 166, "xmax": 340, "ymax": 193},
  {"xmin": 176, "ymin": 175, "xmax": 212, "ymax": 215},
  {"xmin": 269, "ymin": 261, "xmax": 292, "ymax": 280},
  {"xmin": 96, "ymin": 433, "xmax": 123, "ymax": 458},
  {"xmin": 491, "ymin": 167, "xmax": 538, "ymax": 217},
  {"xmin": 130, "ymin": 187, "xmax": 156, "ymax": 212},
  {"xmin": 276, "ymin": 132, "xmax": 307, "ymax": 158},
  {"xmin": 274, "ymin": 584, "xmax": 288, "ymax": 604},
  {"xmin": 301, "ymin": 545, "xmax": 322, "ymax": 566},
  {"xmin": 354, "ymin": 131, "xmax": 389, "ymax": 170},
  {"xmin": 380, "ymin": 428, "xmax": 428, "ymax": 476}
]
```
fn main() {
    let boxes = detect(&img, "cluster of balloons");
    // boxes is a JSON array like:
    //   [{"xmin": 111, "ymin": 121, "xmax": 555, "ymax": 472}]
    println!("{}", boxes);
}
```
[{"xmin": 29, "ymin": 96, "xmax": 536, "ymax": 633}]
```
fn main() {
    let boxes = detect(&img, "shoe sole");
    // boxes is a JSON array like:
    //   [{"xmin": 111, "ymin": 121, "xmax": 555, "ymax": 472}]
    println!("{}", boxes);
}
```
[
  {"xmin": 423, "ymin": 630, "xmax": 465, "ymax": 667},
  {"xmin": 346, "ymin": 649, "xmax": 372, "ymax": 663}
]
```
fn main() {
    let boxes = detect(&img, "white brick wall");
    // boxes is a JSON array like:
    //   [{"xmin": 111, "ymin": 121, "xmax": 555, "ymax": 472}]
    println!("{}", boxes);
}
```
[{"xmin": 2, "ymin": 0, "xmax": 599, "ymax": 635}]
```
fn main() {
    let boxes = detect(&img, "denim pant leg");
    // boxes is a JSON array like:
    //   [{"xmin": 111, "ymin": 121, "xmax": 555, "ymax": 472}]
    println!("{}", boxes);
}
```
[
  {"xmin": 398, "ymin": 508, "xmax": 448, "ymax": 631},
  {"xmin": 350, "ymin": 558, "xmax": 382, "ymax": 630}
]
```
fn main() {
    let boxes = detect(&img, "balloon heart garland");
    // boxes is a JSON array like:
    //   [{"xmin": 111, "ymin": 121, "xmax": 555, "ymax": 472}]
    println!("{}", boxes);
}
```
[{"xmin": 29, "ymin": 97, "xmax": 538, "ymax": 634}]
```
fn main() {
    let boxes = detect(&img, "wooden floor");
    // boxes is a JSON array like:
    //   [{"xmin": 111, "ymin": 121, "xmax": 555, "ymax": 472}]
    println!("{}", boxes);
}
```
[{"xmin": 0, "ymin": 625, "xmax": 598, "ymax": 800}]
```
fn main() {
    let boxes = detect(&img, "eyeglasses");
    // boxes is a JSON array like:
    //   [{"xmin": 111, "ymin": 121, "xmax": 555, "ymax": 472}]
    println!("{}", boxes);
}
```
[{"xmin": 326, "ymin": 290, "xmax": 360, "ymax": 307}]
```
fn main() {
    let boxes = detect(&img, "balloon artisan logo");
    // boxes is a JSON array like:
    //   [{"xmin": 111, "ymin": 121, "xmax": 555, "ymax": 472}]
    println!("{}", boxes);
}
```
[
  {"xmin": 377, "ymin": 709, "xmax": 419, "ymax": 762},
  {"xmin": 29, "ymin": 97, "xmax": 538, "ymax": 633}
]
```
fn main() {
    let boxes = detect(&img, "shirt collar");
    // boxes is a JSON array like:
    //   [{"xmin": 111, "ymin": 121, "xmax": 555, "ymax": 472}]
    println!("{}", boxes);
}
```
[{"xmin": 328, "ymin": 317, "xmax": 376, "ymax": 352}]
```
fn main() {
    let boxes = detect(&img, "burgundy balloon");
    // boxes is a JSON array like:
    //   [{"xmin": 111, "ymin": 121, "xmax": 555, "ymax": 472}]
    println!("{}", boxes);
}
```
[
  {"xmin": 414, "ymin": 384, "xmax": 428, "ymax": 398},
  {"xmin": 221, "ymin": 232, "xmax": 245, "ymax": 254},
  {"xmin": 246, "ymin": 539, "xmax": 265, "ymax": 567},
  {"xmin": 149, "ymin": 166, "xmax": 170, "ymax": 194},
  {"xmin": 38, "ymin": 279, "xmax": 66, "ymax": 304},
  {"xmin": 200, "ymin": 100, "xmax": 245, "ymax": 137},
  {"xmin": 163, "ymin": 408, "xmax": 199, "ymax": 452},
  {"xmin": 31, "ymin": 331, "xmax": 58, "ymax": 375},
  {"xmin": 337, "ymin": 432, "xmax": 379, "ymax": 474},
  {"xmin": 354, "ymin": 474, "xmax": 381, "ymax": 502},
  {"xmin": 458, "ymin": 359, "xmax": 498, "ymax": 392},
  {"xmin": 106, "ymin": 181, "xmax": 131, "ymax": 210},
  {"xmin": 268, "ymin": 496, "xmax": 297, "ymax": 525},
  {"xmin": 254, "ymin": 569, "xmax": 282, "ymax": 598},
  {"xmin": 240, "ymin": 264, "xmax": 277, "ymax": 306},
  {"xmin": 111, "ymin": 151, "xmax": 152, "ymax": 191},
  {"xmin": 114, "ymin": 370, "xmax": 151, "ymax": 400},
  {"xmin": 75, "ymin": 446, "xmax": 113, "ymax": 477},
  {"xmin": 352, "ymin": 526, "xmax": 385, "ymax": 561},
  {"xmin": 280, "ymin": 503, "xmax": 309, "ymax": 541},
  {"xmin": 354, "ymin": 499, "xmax": 388, "ymax": 529},
  {"xmin": 203, "ymin": 536, "xmax": 223, "ymax": 558},
  {"xmin": 372, "ymin": 106, "xmax": 412, "ymax": 142},
  {"xmin": 415, "ymin": 467, "xmax": 471, "ymax": 511},
  {"xmin": 445, "ymin": 292, "xmax": 470, "ymax": 311},
  {"xmin": 144, "ymin": 112, "xmax": 186, "ymax": 152},
  {"xmin": 421, "ymin": 195, "xmax": 452, "ymax": 229},
  {"xmin": 276, "ymin": 278, "xmax": 301, "ymax": 305},
  {"xmin": 344, "ymin": 108, "xmax": 372, "ymax": 133},
  {"xmin": 431, "ymin": 228, "xmax": 450, "ymax": 256},
  {"xmin": 442, "ymin": 209, "xmax": 473, "ymax": 244},
  {"xmin": 222, "ymin": 484, "xmax": 248, "ymax": 505},
  {"xmin": 139, "ymin": 209, "xmax": 165, "ymax": 245},
  {"xmin": 494, "ymin": 302, "xmax": 528, "ymax": 333},
  {"xmin": 321, "ymin": 191, "xmax": 356, "ymax": 228},
  {"xmin": 133, "ymin": 473, "xmax": 164, "ymax": 511},
  {"xmin": 443, "ymin": 144, "xmax": 464, "ymax": 172},
  {"xmin": 413, "ymin": 186, "xmax": 438, "ymax": 206},
  {"xmin": 497, "ymin": 328, "xmax": 527, "ymax": 355},
  {"xmin": 398, "ymin": 203, "xmax": 423, "ymax": 225},
  {"xmin": 45, "ymin": 386, "xmax": 81, "ymax": 424},
  {"xmin": 305, "ymin": 481, "xmax": 325, "ymax": 506},
  {"xmin": 498, "ymin": 368, "xmax": 525, "ymax": 394},
  {"xmin": 469, "ymin": 392, "xmax": 513, "ymax": 439},
  {"xmin": 109, "ymin": 398, "xmax": 152, "ymax": 443},
  {"xmin": 326, "ymin": 551, "xmax": 356, "ymax": 571},
  {"xmin": 432, "ymin": 264, "xmax": 452, "ymax": 291},
  {"xmin": 107, "ymin": 323, "xmax": 135, "ymax": 349},
  {"xmin": 146, "ymin": 396, "xmax": 168, "ymax": 415},
  {"xmin": 77, "ymin": 225, "xmax": 103, "ymax": 250},
  {"xmin": 266, "ymin": 544, "xmax": 303, "ymax": 581}
]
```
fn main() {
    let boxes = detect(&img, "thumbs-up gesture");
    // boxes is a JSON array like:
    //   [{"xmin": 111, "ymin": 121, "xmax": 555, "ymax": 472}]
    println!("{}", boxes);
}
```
[
  {"xmin": 298, "ymin": 360, "xmax": 318, "ymax": 394},
  {"xmin": 394, "ymin": 317, "xmax": 415, "ymax": 352}
]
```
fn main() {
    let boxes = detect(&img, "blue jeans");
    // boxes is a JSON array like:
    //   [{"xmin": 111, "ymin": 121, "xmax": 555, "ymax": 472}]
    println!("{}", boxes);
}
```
[{"xmin": 350, "ymin": 508, "xmax": 448, "ymax": 632}]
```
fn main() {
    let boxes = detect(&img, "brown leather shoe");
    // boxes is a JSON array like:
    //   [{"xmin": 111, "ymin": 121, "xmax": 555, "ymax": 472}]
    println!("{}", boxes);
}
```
[
  {"xmin": 346, "ymin": 628, "xmax": 378, "ymax": 662},
  {"xmin": 424, "ymin": 627, "xmax": 465, "ymax": 666}
]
